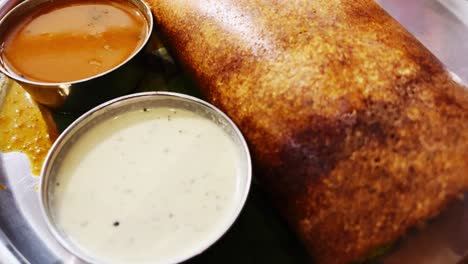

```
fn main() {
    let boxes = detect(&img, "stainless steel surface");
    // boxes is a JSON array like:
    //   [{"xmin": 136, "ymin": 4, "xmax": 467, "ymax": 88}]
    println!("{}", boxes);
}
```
[
  {"xmin": 1, "ymin": 0, "xmax": 468, "ymax": 263},
  {"xmin": 378, "ymin": 0, "xmax": 468, "ymax": 86},
  {"xmin": 0, "ymin": 228, "xmax": 29, "ymax": 264},
  {"xmin": 0, "ymin": 0, "xmax": 21, "ymax": 18},
  {"xmin": 39, "ymin": 92, "xmax": 252, "ymax": 264},
  {"xmin": 0, "ymin": 0, "xmax": 153, "ymax": 111},
  {"xmin": 0, "ymin": 150, "xmax": 82, "ymax": 264}
]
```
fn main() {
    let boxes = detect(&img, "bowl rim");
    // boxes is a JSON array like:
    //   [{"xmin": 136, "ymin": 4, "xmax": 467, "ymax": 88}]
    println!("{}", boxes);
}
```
[
  {"xmin": 39, "ymin": 91, "xmax": 253, "ymax": 264},
  {"xmin": 0, "ymin": 0, "xmax": 154, "ymax": 86}
]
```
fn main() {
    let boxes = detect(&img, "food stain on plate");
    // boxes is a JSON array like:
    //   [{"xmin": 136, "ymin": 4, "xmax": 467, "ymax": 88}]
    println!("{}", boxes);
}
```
[
  {"xmin": 0, "ymin": 184, "xmax": 7, "ymax": 191},
  {"xmin": 0, "ymin": 80, "xmax": 58, "ymax": 176}
]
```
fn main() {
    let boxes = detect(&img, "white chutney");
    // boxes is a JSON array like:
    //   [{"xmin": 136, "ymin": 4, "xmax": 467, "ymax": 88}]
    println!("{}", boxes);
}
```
[{"xmin": 50, "ymin": 107, "xmax": 243, "ymax": 264}]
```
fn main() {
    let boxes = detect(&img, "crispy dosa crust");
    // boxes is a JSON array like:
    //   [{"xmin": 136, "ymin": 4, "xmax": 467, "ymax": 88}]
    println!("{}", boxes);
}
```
[{"xmin": 149, "ymin": 0, "xmax": 468, "ymax": 263}]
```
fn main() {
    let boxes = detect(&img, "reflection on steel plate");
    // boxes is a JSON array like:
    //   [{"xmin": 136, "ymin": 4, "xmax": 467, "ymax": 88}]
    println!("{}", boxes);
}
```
[{"xmin": 378, "ymin": 0, "xmax": 468, "ymax": 85}]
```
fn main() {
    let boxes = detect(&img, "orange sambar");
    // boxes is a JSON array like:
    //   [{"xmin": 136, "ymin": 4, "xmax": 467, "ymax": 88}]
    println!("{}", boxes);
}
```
[{"xmin": 1, "ymin": 0, "xmax": 147, "ymax": 83}]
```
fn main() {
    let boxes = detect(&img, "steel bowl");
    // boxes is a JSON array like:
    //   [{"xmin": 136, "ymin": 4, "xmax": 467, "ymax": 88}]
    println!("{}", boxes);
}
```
[
  {"xmin": 39, "ymin": 92, "xmax": 252, "ymax": 264},
  {"xmin": 0, "ymin": 0, "xmax": 153, "ymax": 112}
]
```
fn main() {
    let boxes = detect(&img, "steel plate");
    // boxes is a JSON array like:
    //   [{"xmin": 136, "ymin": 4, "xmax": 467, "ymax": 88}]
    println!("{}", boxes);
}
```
[{"xmin": 1, "ymin": 1, "xmax": 468, "ymax": 263}]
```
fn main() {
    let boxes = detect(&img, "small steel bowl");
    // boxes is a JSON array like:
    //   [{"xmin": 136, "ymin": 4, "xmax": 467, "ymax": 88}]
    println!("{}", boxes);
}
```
[
  {"xmin": 0, "ymin": 0, "xmax": 153, "ymax": 112},
  {"xmin": 39, "ymin": 92, "xmax": 252, "ymax": 264}
]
